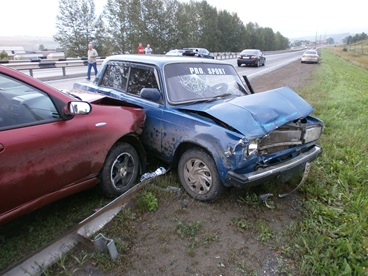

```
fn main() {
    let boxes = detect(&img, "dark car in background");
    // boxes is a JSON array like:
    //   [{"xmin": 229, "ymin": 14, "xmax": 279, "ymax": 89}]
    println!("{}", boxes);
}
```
[
  {"xmin": 0, "ymin": 65, "xmax": 146, "ymax": 225},
  {"xmin": 73, "ymin": 55, "xmax": 323, "ymax": 202},
  {"xmin": 182, "ymin": 48, "xmax": 214, "ymax": 59},
  {"xmin": 237, "ymin": 49, "xmax": 266, "ymax": 67}
]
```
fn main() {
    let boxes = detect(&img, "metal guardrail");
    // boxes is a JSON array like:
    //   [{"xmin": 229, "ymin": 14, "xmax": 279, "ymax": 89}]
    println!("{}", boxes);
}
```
[
  {"xmin": 213, "ymin": 52, "xmax": 238, "ymax": 59},
  {"xmin": 0, "ymin": 50, "xmax": 303, "ymax": 79},
  {"xmin": 0, "ymin": 53, "xmax": 238, "ymax": 77},
  {"xmin": 0, "ymin": 58, "xmax": 104, "ymax": 77}
]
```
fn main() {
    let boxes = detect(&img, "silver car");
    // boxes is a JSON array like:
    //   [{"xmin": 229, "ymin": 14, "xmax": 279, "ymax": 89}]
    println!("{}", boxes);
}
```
[
  {"xmin": 165, "ymin": 49, "xmax": 184, "ymax": 56},
  {"xmin": 301, "ymin": 50, "xmax": 319, "ymax": 64}
]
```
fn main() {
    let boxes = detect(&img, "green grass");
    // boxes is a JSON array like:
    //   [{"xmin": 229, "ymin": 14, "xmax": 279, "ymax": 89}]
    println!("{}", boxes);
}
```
[
  {"xmin": 0, "ymin": 188, "xmax": 111, "ymax": 272},
  {"xmin": 285, "ymin": 48, "xmax": 368, "ymax": 275}
]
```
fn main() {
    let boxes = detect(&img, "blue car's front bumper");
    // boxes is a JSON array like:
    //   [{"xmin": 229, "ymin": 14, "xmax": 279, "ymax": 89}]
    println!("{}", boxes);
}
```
[{"xmin": 225, "ymin": 145, "xmax": 322, "ymax": 188}]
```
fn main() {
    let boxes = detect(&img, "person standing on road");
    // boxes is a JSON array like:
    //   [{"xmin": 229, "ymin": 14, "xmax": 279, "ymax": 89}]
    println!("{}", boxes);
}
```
[
  {"xmin": 86, "ymin": 43, "xmax": 98, "ymax": 80},
  {"xmin": 137, "ymin": 43, "xmax": 145, "ymax": 54},
  {"xmin": 145, "ymin": 44, "xmax": 153, "ymax": 54}
]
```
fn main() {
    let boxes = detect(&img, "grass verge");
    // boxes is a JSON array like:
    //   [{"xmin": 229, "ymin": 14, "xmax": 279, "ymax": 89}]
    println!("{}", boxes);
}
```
[{"xmin": 285, "ymin": 48, "xmax": 368, "ymax": 275}]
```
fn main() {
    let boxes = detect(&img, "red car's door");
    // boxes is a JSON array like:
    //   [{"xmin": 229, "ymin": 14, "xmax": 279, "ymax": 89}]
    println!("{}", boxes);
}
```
[{"xmin": 0, "ymin": 76, "xmax": 93, "ymax": 217}]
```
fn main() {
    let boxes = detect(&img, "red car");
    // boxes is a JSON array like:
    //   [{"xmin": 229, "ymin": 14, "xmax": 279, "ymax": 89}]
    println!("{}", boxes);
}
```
[{"xmin": 0, "ymin": 65, "xmax": 146, "ymax": 225}]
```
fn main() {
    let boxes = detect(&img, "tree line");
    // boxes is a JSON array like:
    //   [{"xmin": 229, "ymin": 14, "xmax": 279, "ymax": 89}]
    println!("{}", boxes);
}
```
[
  {"xmin": 343, "ymin": 32, "xmax": 368, "ymax": 44},
  {"xmin": 54, "ymin": 0, "xmax": 290, "ymax": 58}
]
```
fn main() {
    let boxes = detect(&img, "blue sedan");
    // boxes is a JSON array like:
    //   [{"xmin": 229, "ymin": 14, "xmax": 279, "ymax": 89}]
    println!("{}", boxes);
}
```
[{"xmin": 73, "ymin": 55, "xmax": 323, "ymax": 201}]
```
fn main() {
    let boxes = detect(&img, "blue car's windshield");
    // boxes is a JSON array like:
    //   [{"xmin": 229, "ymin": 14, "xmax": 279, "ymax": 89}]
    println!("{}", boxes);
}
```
[{"xmin": 164, "ymin": 63, "xmax": 247, "ymax": 104}]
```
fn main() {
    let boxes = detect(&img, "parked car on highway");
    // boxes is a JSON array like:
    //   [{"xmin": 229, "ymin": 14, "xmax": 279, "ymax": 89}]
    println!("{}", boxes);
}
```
[
  {"xmin": 73, "ymin": 55, "xmax": 323, "ymax": 202},
  {"xmin": 182, "ymin": 48, "xmax": 214, "ymax": 59},
  {"xmin": 0, "ymin": 65, "xmax": 146, "ymax": 225},
  {"xmin": 301, "ymin": 50, "xmax": 319, "ymax": 64},
  {"xmin": 165, "ymin": 49, "xmax": 184, "ymax": 56},
  {"xmin": 237, "ymin": 49, "xmax": 266, "ymax": 67}
]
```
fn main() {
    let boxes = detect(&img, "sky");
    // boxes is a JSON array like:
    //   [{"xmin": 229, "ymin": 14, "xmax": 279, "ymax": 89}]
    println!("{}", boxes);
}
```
[{"xmin": 1, "ymin": 0, "xmax": 367, "ymax": 40}]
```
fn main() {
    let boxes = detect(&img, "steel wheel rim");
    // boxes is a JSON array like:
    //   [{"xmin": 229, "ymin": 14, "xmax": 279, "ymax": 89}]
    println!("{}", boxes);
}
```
[
  {"xmin": 183, "ymin": 158, "xmax": 212, "ymax": 195},
  {"xmin": 110, "ymin": 152, "xmax": 135, "ymax": 189}
]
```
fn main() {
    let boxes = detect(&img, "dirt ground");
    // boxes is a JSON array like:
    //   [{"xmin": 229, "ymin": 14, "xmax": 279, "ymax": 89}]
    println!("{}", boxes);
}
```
[{"xmin": 65, "ymin": 60, "xmax": 318, "ymax": 276}]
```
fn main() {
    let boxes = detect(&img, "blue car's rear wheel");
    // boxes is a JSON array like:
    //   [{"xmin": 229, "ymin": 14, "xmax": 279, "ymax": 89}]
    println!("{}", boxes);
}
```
[{"xmin": 178, "ymin": 148, "xmax": 224, "ymax": 201}]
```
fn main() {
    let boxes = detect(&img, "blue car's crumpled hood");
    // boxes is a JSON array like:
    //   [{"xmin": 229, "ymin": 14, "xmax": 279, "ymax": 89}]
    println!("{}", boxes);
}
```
[{"xmin": 179, "ymin": 87, "xmax": 314, "ymax": 138}]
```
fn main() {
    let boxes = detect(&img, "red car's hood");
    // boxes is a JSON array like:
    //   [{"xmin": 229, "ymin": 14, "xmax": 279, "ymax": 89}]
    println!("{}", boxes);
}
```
[{"xmin": 65, "ymin": 89, "xmax": 106, "ymax": 103}]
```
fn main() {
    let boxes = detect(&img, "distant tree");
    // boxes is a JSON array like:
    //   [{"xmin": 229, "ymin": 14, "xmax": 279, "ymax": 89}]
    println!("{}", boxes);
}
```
[
  {"xmin": 244, "ymin": 22, "xmax": 260, "ymax": 49},
  {"xmin": 91, "ymin": 16, "xmax": 111, "ymax": 57},
  {"xmin": 0, "ymin": 50, "xmax": 8, "ymax": 60},
  {"xmin": 104, "ymin": 0, "xmax": 132, "ymax": 54},
  {"xmin": 159, "ymin": 0, "xmax": 181, "ymax": 52},
  {"xmin": 274, "ymin": 31, "xmax": 289, "ymax": 50},
  {"xmin": 225, "ymin": 13, "xmax": 247, "ymax": 52},
  {"xmin": 259, "ymin": 27, "xmax": 274, "ymax": 50},
  {"xmin": 343, "ymin": 32, "xmax": 368, "ymax": 44},
  {"xmin": 216, "ymin": 10, "xmax": 241, "ymax": 52},
  {"xmin": 140, "ymin": 0, "xmax": 178, "ymax": 54},
  {"xmin": 360, "ymin": 32, "xmax": 368, "ymax": 40},
  {"xmin": 195, "ymin": 1, "xmax": 218, "ymax": 51},
  {"xmin": 343, "ymin": 35, "xmax": 352, "ymax": 44},
  {"xmin": 175, "ymin": 2, "xmax": 199, "ymax": 47},
  {"xmin": 39, "ymin": 44, "xmax": 45, "ymax": 51},
  {"xmin": 54, "ymin": 0, "xmax": 103, "ymax": 57},
  {"xmin": 326, "ymin": 37, "xmax": 335, "ymax": 44},
  {"xmin": 126, "ymin": 0, "xmax": 145, "ymax": 53}
]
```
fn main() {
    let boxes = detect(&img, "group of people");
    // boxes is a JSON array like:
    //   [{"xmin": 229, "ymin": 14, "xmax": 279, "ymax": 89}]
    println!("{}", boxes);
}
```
[
  {"xmin": 86, "ymin": 42, "xmax": 153, "ymax": 81},
  {"xmin": 137, "ymin": 43, "xmax": 152, "ymax": 54}
]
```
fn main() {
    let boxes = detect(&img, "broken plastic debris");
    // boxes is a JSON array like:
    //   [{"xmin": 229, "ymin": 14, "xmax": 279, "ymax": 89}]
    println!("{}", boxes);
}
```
[
  {"xmin": 278, "ymin": 162, "xmax": 311, "ymax": 198},
  {"xmin": 140, "ymin": 167, "xmax": 167, "ymax": 182},
  {"xmin": 258, "ymin": 193, "xmax": 274, "ymax": 209}
]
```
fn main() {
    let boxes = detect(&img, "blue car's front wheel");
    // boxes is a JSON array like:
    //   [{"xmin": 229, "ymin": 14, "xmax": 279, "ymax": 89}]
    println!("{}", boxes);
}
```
[{"xmin": 178, "ymin": 148, "xmax": 224, "ymax": 202}]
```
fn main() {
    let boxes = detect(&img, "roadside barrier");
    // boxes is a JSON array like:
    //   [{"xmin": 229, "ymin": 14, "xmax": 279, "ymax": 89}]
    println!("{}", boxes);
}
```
[
  {"xmin": 0, "ymin": 53, "xmax": 239, "ymax": 77},
  {"xmin": 1, "ymin": 58, "xmax": 104, "ymax": 77}
]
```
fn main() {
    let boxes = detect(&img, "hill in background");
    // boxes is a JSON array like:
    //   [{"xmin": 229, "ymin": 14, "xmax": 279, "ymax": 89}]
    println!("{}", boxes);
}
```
[
  {"xmin": 0, "ymin": 36, "xmax": 60, "ymax": 51},
  {"xmin": 291, "ymin": 33, "xmax": 351, "ymax": 44}
]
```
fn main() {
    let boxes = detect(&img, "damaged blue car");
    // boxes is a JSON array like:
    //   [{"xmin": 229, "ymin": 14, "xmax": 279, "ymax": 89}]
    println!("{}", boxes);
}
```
[{"xmin": 73, "ymin": 55, "xmax": 323, "ymax": 201}]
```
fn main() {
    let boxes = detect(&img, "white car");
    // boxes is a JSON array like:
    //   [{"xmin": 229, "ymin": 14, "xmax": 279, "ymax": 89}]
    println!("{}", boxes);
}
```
[
  {"xmin": 165, "ymin": 49, "xmax": 184, "ymax": 56},
  {"xmin": 301, "ymin": 50, "xmax": 319, "ymax": 64}
]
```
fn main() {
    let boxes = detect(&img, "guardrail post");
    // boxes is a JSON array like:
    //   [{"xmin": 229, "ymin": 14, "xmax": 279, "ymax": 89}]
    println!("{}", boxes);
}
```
[
  {"xmin": 62, "ymin": 67, "xmax": 66, "ymax": 76},
  {"xmin": 29, "ymin": 69, "xmax": 33, "ymax": 77}
]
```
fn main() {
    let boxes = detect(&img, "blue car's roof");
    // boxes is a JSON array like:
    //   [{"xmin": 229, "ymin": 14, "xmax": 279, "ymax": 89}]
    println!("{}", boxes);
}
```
[{"xmin": 103, "ymin": 54, "xmax": 225, "ymax": 69}]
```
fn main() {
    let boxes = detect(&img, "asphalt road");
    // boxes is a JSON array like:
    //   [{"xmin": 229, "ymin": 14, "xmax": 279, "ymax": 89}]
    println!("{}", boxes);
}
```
[{"xmin": 43, "ymin": 50, "xmax": 304, "ymax": 90}]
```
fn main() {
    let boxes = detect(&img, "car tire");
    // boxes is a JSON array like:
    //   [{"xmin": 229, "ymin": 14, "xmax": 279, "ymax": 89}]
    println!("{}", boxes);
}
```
[
  {"xmin": 178, "ymin": 148, "xmax": 224, "ymax": 202},
  {"xmin": 262, "ymin": 59, "xmax": 266, "ymax": 66},
  {"xmin": 237, "ymin": 62, "xmax": 241, "ymax": 67},
  {"xmin": 256, "ymin": 60, "xmax": 260, "ymax": 67},
  {"xmin": 98, "ymin": 143, "xmax": 140, "ymax": 197}
]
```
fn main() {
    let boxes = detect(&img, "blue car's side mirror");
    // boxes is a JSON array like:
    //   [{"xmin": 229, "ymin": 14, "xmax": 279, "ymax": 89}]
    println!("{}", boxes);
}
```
[{"xmin": 140, "ymin": 88, "xmax": 161, "ymax": 102}]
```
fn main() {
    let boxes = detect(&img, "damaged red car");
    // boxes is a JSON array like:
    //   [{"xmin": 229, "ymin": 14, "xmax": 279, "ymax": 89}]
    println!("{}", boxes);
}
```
[{"xmin": 0, "ymin": 65, "xmax": 146, "ymax": 225}]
